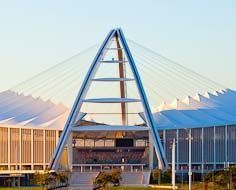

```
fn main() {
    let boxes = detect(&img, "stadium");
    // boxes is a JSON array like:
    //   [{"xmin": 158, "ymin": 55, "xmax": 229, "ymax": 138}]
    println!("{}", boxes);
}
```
[{"xmin": 0, "ymin": 28, "xmax": 236, "ymax": 187}]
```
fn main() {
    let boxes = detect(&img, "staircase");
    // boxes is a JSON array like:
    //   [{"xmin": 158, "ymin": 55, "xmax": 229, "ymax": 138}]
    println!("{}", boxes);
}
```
[
  {"xmin": 121, "ymin": 171, "xmax": 150, "ymax": 186},
  {"xmin": 143, "ymin": 171, "xmax": 151, "ymax": 185},
  {"xmin": 69, "ymin": 171, "xmax": 151, "ymax": 188},
  {"xmin": 69, "ymin": 172, "xmax": 98, "ymax": 189}
]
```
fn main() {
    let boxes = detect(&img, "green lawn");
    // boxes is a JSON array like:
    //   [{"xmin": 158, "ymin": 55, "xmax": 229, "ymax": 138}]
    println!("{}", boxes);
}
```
[
  {"xmin": 110, "ymin": 187, "xmax": 153, "ymax": 190},
  {"xmin": 0, "ymin": 188, "xmax": 42, "ymax": 190},
  {"xmin": 0, "ymin": 183, "xmax": 227, "ymax": 190},
  {"xmin": 109, "ymin": 182, "xmax": 225, "ymax": 190}
]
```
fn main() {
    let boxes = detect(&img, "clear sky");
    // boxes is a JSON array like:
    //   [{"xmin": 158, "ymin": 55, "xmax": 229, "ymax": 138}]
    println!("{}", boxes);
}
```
[{"xmin": 0, "ymin": 0, "xmax": 235, "ymax": 91}]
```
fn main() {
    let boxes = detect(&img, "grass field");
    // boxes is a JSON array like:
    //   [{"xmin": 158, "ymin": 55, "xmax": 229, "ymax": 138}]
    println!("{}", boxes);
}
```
[
  {"xmin": 0, "ymin": 188, "xmax": 42, "ymax": 190},
  {"xmin": 110, "ymin": 187, "xmax": 153, "ymax": 190},
  {"xmin": 0, "ymin": 183, "xmax": 226, "ymax": 190},
  {"xmin": 109, "ymin": 182, "xmax": 224, "ymax": 190}
]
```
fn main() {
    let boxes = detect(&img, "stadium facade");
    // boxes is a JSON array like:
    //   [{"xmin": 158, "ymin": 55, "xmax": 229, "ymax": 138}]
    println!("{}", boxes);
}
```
[
  {"xmin": 1, "ymin": 120, "xmax": 236, "ymax": 171},
  {"xmin": 0, "ymin": 90, "xmax": 236, "ymax": 185},
  {"xmin": 1, "ymin": 91, "xmax": 236, "ymax": 172},
  {"xmin": 0, "ymin": 28, "xmax": 236, "ymax": 186}
]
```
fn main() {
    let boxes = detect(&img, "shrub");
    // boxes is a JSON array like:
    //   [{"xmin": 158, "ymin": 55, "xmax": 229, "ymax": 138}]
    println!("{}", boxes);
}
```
[{"xmin": 94, "ymin": 169, "xmax": 122, "ymax": 189}]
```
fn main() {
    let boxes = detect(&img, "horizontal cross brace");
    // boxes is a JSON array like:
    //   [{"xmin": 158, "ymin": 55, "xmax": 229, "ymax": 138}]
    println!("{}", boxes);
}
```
[
  {"xmin": 82, "ymin": 98, "xmax": 141, "ymax": 103},
  {"xmin": 91, "ymin": 78, "xmax": 134, "ymax": 82},
  {"xmin": 100, "ymin": 60, "xmax": 128, "ymax": 63}
]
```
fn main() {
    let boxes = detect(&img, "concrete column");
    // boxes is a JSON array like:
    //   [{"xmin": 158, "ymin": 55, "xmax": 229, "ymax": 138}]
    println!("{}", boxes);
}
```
[
  {"xmin": 8, "ymin": 127, "xmax": 10, "ymax": 170},
  {"xmin": 225, "ymin": 125, "xmax": 228, "ymax": 163},
  {"xmin": 176, "ymin": 129, "xmax": 179, "ymax": 171},
  {"xmin": 188, "ymin": 129, "xmax": 192, "ymax": 190},
  {"xmin": 67, "ymin": 133, "xmax": 73, "ymax": 171},
  {"xmin": 31, "ymin": 129, "xmax": 34, "ymax": 170},
  {"xmin": 43, "ymin": 130, "xmax": 46, "ymax": 170},
  {"xmin": 12, "ymin": 177, "xmax": 16, "ymax": 187},
  {"xmin": 201, "ymin": 128, "xmax": 204, "ymax": 174},
  {"xmin": 149, "ymin": 131, "xmax": 154, "ymax": 170},
  {"xmin": 163, "ymin": 130, "xmax": 166, "ymax": 154},
  {"xmin": 19, "ymin": 128, "xmax": 22, "ymax": 170},
  {"xmin": 56, "ymin": 130, "xmax": 59, "ymax": 144},
  {"xmin": 213, "ymin": 126, "xmax": 216, "ymax": 170},
  {"xmin": 158, "ymin": 130, "xmax": 166, "ymax": 170},
  {"xmin": 172, "ymin": 139, "xmax": 176, "ymax": 190}
]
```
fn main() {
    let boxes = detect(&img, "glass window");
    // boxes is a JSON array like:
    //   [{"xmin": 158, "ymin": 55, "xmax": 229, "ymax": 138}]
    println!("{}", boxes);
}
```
[
  {"xmin": 85, "ymin": 139, "xmax": 94, "ymax": 147},
  {"xmin": 105, "ymin": 140, "xmax": 114, "ymax": 147},
  {"xmin": 135, "ymin": 139, "xmax": 146, "ymax": 147},
  {"xmin": 95, "ymin": 140, "xmax": 104, "ymax": 147},
  {"xmin": 76, "ymin": 139, "xmax": 84, "ymax": 147}
]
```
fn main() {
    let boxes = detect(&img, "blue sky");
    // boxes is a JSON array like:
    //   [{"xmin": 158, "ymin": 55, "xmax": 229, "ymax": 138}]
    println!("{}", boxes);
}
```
[{"xmin": 0, "ymin": 0, "xmax": 235, "ymax": 91}]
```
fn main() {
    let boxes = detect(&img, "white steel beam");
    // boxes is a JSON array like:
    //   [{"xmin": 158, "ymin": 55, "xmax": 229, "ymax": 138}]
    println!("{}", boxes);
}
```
[
  {"xmin": 49, "ymin": 30, "xmax": 116, "ymax": 170},
  {"xmin": 117, "ymin": 28, "xmax": 168, "ymax": 169}
]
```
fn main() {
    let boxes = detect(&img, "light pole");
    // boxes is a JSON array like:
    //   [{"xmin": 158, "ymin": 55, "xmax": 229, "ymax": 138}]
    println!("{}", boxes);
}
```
[
  {"xmin": 224, "ymin": 161, "xmax": 230, "ymax": 190},
  {"xmin": 186, "ymin": 129, "xmax": 193, "ymax": 190},
  {"xmin": 172, "ymin": 138, "xmax": 176, "ymax": 190}
]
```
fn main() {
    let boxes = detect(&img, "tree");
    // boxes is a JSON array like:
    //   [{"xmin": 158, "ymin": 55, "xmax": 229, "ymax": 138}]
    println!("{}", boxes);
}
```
[
  {"xmin": 33, "ymin": 170, "xmax": 53, "ymax": 188},
  {"xmin": 230, "ymin": 166, "xmax": 236, "ymax": 189},
  {"xmin": 161, "ymin": 169, "xmax": 172, "ymax": 184},
  {"xmin": 94, "ymin": 169, "xmax": 122, "ymax": 189},
  {"xmin": 56, "ymin": 170, "xmax": 69, "ymax": 186},
  {"xmin": 110, "ymin": 169, "xmax": 122, "ymax": 186},
  {"xmin": 214, "ymin": 171, "xmax": 228, "ymax": 188},
  {"xmin": 94, "ymin": 171, "xmax": 110, "ymax": 189},
  {"xmin": 150, "ymin": 168, "xmax": 171, "ymax": 184},
  {"xmin": 204, "ymin": 166, "xmax": 236, "ymax": 189},
  {"xmin": 33, "ymin": 170, "xmax": 70, "ymax": 189},
  {"xmin": 152, "ymin": 168, "xmax": 162, "ymax": 184}
]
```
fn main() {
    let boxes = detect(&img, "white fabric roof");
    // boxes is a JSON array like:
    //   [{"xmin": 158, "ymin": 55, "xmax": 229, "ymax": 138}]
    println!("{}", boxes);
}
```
[
  {"xmin": 0, "ymin": 91, "xmax": 69, "ymax": 129},
  {"xmin": 0, "ymin": 89, "xmax": 236, "ymax": 130},
  {"xmin": 155, "ymin": 89, "xmax": 236, "ymax": 129}
]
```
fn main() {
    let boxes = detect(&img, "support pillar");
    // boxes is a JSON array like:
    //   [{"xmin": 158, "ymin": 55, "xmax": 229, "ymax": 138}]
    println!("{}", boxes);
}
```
[
  {"xmin": 225, "ymin": 125, "xmax": 228, "ymax": 164},
  {"xmin": 115, "ymin": 35, "xmax": 127, "ymax": 126},
  {"xmin": 31, "ymin": 129, "xmax": 34, "ymax": 170},
  {"xmin": 201, "ymin": 128, "xmax": 204, "ymax": 175},
  {"xmin": 8, "ymin": 127, "xmax": 10, "ymax": 170},
  {"xmin": 12, "ymin": 177, "xmax": 16, "ymax": 187},
  {"xmin": 19, "ymin": 128, "xmax": 22, "ymax": 170},
  {"xmin": 213, "ymin": 126, "xmax": 216, "ymax": 170},
  {"xmin": 56, "ymin": 130, "xmax": 59, "ymax": 144},
  {"xmin": 188, "ymin": 129, "xmax": 192, "ymax": 190},
  {"xmin": 163, "ymin": 130, "xmax": 166, "ymax": 155},
  {"xmin": 149, "ymin": 131, "xmax": 154, "ymax": 170},
  {"xmin": 43, "ymin": 130, "xmax": 46, "ymax": 170},
  {"xmin": 67, "ymin": 133, "xmax": 73, "ymax": 171},
  {"xmin": 176, "ymin": 129, "xmax": 179, "ymax": 171},
  {"xmin": 172, "ymin": 139, "xmax": 176, "ymax": 190}
]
